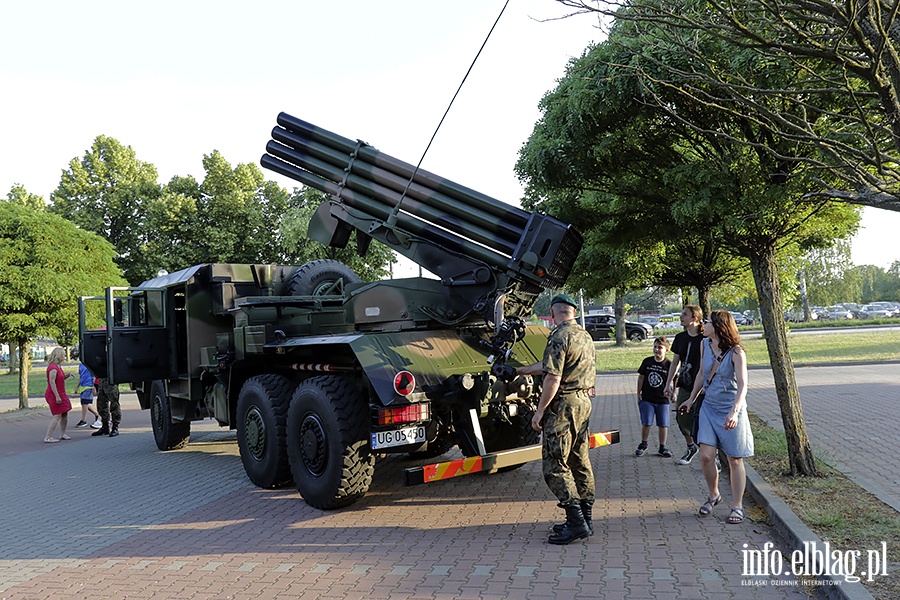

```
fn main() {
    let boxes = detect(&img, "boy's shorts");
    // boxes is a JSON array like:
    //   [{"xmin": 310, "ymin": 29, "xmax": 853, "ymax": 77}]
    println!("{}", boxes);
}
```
[
  {"xmin": 639, "ymin": 401, "xmax": 670, "ymax": 427},
  {"xmin": 80, "ymin": 389, "xmax": 93, "ymax": 404}
]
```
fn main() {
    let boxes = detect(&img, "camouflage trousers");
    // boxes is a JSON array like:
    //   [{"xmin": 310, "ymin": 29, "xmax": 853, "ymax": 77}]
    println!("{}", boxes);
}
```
[
  {"xmin": 541, "ymin": 390, "xmax": 595, "ymax": 505},
  {"xmin": 96, "ymin": 378, "xmax": 121, "ymax": 426}
]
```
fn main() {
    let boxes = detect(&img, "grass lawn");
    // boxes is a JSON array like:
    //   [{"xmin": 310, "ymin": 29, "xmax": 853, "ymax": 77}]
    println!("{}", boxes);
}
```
[
  {"xmin": 596, "ymin": 330, "xmax": 900, "ymax": 371},
  {"xmin": 0, "ymin": 366, "xmax": 80, "ymax": 398}
]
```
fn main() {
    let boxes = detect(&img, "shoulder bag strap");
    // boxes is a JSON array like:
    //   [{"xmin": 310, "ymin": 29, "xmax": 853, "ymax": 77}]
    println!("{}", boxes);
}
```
[{"xmin": 704, "ymin": 349, "xmax": 725, "ymax": 388}]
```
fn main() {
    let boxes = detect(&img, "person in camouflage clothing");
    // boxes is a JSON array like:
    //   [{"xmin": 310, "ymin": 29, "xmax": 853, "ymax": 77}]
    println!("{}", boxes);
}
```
[
  {"xmin": 92, "ymin": 377, "xmax": 121, "ymax": 437},
  {"xmin": 517, "ymin": 294, "xmax": 596, "ymax": 544}
]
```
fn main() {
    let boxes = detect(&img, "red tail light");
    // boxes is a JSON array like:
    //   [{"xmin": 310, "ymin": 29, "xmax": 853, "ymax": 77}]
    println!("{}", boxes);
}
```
[{"xmin": 376, "ymin": 403, "xmax": 430, "ymax": 426}]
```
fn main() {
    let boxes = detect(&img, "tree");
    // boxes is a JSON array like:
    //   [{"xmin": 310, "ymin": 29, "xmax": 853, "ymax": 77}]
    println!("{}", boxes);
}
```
[
  {"xmin": 555, "ymin": 0, "xmax": 900, "ymax": 211},
  {"xmin": 50, "ymin": 135, "xmax": 161, "ymax": 284},
  {"xmin": 189, "ymin": 151, "xmax": 290, "ymax": 265},
  {"xmin": 800, "ymin": 243, "xmax": 858, "ymax": 307},
  {"xmin": 516, "ymin": 39, "xmax": 748, "ymax": 319},
  {"xmin": 0, "ymin": 202, "xmax": 125, "ymax": 408},
  {"xmin": 280, "ymin": 187, "xmax": 395, "ymax": 281},
  {"xmin": 6, "ymin": 184, "xmax": 45, "ymax": 210},
  {"xmin": 518, "ymin": 12, "xmax": 861, "ymax": 474}
]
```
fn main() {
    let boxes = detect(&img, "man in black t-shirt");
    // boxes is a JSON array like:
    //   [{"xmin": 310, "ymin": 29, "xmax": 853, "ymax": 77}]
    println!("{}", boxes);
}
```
[{"xmin": 664, "ymin": 305, "xmax": 703, "ymax": 464}]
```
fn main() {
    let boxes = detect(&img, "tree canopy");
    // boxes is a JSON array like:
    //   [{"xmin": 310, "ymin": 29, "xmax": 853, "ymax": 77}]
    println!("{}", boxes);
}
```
[
  {"xmin": 0, "ymin": 200, "xmax": 125, "ymax": 407},
  {"xmin": 50, "ymin": 135, "xmax": 161, "ymax": 284},
  {"xmin": 49, "ymin": 140, "xmax": 396, "ymax": 285},
  {"xmin": 556, "ymin": 0, "xmax": 900, "ymax": 211}
]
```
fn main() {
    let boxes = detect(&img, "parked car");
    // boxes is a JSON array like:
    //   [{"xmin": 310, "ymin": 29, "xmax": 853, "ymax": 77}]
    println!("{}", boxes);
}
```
[
  {"xmin": 860, "ymin": 304, "xmax": 892, "ymax": 318},
  {"xmin": 842, "ymin": 303, "xmax": 867, "ymax": 319},
  {"xmin": 639, "ymin": 315, "xmax": 661, "ymax": 328},
  {"xmin": 870, "ymin": 302, "xmax": 900, "ymax": 317},
  {"xmin": 583, "ymin": 314, "xmax": 653, "ymax": 341},
  {"xmin": 729, "ymin": 311, "xmax": 748, "ymax": 326},
  {"xmin": 825, "ymin": 305, "xmax": 853, "ymax": 320},
  {"xmin": 654, "ymin": 314, "xmax": 681, "ymax": 331}
]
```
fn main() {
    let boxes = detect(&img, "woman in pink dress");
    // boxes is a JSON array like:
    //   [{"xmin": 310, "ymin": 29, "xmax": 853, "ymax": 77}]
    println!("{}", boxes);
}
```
[{"xmin": 44, "ymin": 347, "xmax": 73, "ymax": 443}]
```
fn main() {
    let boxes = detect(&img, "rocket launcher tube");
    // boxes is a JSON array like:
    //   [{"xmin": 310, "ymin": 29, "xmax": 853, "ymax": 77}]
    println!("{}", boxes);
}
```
[
  {"xmin": 271, "ymin": 126, "xmax": 524, "ymax": 247},
  {"xmin": 275, "ymin": 113, "xmax": 529, "ymax": 227},
  {"xmin": 265, "ymin": 140, "xmax": 518, "ymax": 257},
  {"xmin": 261, "ymin": 153, "xmax": 512, "ymax": 273}
]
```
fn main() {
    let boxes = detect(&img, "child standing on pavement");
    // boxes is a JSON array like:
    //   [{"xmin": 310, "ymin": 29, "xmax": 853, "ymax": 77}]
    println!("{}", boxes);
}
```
[
  {"xmin": 635, "ymin": 336, "xmax": 673, "ymax": 458},
  {"xmin": 73, "ymin": 362, "xmax": 102, "ymax": 429}
]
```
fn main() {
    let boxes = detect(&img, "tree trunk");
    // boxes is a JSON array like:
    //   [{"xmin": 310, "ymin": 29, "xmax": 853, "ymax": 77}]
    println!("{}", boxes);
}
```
[
  {"xmin": 799, "ymin": 269, "xmax": 811, "ymax": 322},
  {"xmin": 748, "ymin": 249, "xmax": 818, "ymax": 476},
  {"xmin": 17, "ymin": 338, "xmax": 31, "ymax": 410},
  {"xmin": 614, "ymin": 287, "xmax": 626, "ymax": 346},
  {"xmin": 8, "ymin": 343, "xmax": 17, "ymax": 375},
  {"xmin": 697, "ymin": 284, "xmax": 711, "ymax": 319}
]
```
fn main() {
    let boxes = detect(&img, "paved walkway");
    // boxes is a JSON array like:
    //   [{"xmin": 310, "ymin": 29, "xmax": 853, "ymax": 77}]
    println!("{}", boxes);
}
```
[{"xmin": 1, "ymin": 365, "xmax": 896, "ymax": 599}]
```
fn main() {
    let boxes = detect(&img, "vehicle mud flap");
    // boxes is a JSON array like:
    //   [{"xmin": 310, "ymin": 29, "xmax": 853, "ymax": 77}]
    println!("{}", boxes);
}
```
[
  {"xmin": 286, "ymin": 375, "xmax": 374, "ymax": 510},
  {"xmin": 236, "ymin": 374, "xmax": 295, "ymax": 489}
]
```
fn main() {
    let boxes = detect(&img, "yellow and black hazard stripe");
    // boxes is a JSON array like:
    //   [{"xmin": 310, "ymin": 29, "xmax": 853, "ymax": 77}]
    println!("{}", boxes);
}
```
[{"xmin": 404, "ymin": 430, "xmax": 620, "ymax": 486}]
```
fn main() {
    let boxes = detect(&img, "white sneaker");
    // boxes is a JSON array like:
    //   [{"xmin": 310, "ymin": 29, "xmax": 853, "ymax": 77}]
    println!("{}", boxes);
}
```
[{"xmin": 91, "ymin": 420, "xmax": 103, "ymax": 429}]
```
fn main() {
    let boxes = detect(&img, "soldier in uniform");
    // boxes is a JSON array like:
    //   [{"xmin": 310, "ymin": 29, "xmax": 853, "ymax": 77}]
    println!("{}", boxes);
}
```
[
  {"xmin": 92, "ymin": 377, "xmax": 122, "ymax": 437},
  {"xmin": 517, "ymin": 293, "xmax": 596, "ymax": 544}
]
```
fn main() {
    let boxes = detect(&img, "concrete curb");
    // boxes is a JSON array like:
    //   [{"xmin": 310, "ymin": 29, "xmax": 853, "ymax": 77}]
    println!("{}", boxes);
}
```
[{"xmin": 744, "ymin": 463, "xmax": 875, "ymax": 600}]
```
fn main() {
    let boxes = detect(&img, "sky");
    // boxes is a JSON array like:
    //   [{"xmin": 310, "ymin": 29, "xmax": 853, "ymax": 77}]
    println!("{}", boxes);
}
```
[{"xmin": 2, "ymin": 0, "xmax": 898, "ymax": 274}]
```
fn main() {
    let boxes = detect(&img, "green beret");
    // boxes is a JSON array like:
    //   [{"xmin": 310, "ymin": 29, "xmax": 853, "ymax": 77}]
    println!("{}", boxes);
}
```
[{"xmin": 550, "ymin": 293, "xmax": 578, "ymax": 309}]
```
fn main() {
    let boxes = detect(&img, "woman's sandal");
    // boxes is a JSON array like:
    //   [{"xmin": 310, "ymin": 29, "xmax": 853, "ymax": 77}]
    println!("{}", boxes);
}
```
[
  {"xmin": 698, "ymin": 495, "xmax": 722, "ymax": 516},
  {"xmin": 44, "ymin": 437, "xmax": 59, "ymax": 443},
  {"xmin": 727, "ymin": 507, "xmax": 745, "ymax": 524}
]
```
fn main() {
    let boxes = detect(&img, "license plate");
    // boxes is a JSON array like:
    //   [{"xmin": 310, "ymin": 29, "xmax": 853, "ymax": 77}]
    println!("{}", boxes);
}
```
[{"xmin": 371, "ymin": 426, "xmax": 427, "ymax": 449}]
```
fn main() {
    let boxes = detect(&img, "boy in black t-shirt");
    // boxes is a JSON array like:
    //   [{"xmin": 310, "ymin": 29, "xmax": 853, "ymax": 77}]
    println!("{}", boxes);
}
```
[{"xmin": 635, "ymin": 336, "xmax": 673, "ymax": 457}]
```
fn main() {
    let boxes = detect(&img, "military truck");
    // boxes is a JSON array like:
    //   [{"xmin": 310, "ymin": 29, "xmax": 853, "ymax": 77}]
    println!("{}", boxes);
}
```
[{"xmin": 79, "ymin": 114, "xmax": 617, "ymax": 509}]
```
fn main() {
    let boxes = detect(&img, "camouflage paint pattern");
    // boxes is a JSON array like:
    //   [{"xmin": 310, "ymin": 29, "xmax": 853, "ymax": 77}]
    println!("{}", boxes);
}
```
[{"xmin": 540, "ymin": 320, "xmax": 596, "ymax": 505}]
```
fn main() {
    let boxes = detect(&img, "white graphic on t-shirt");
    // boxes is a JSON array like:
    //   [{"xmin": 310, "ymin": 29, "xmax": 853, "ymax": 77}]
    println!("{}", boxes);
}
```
[{"xmin": 678, "ymin": 362, "xmax": 694, "ymax": 387}]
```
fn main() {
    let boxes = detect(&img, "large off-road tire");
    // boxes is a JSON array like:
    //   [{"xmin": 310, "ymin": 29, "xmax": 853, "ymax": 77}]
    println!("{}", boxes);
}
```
[
  {"xmin": 286, "ymin": 375, "xmax": 374, "ymax": 509},
  {"xmin": 236, "ymin": 374, "xmax": 295, "ymax": 489},
  {"xmin": 150, "ymin": 380, "xmax": 190, "ymax": 451},
  {"xmin": 468, "ymin": 405, "xmax": 541, "ymax": 473},
  {"xmin": 286, "ymin": 259, "xmax": 360, "ymax": 296}
]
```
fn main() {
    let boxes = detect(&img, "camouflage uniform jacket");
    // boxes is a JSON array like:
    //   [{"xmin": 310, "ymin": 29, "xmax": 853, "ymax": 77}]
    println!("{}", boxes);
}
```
[{"xmin": 542, "ymin": 320, "xmax": 596, "ymax": 394}]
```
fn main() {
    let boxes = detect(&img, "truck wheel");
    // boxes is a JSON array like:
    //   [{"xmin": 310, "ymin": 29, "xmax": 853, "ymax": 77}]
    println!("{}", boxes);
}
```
[
  {"xmin": 286, "ymin": 375, "xmax": 374, "ymax": 509},
  {"xmin": 286, "ymin": 259, "xmax": 360, "ymax": 296},
  {"xmin": 476, "ymin": 407, "xmax": 541, "ymax": 473},
  {"xmin": 150, "ymin": 380, "xmax": 190, "ymax": 451},
  {"xmin": 236, "ymin": 374, "xmax": 294, "ymax": 489}
]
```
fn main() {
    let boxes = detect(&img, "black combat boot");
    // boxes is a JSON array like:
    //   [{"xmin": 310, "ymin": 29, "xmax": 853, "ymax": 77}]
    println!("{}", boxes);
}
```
[
  {"xmin": 92, "ymin": 420, "xmax": 109, "ymax": 436},
  {"xmin": 552, "ymin": 500, "xmax": 594, "ymax": 536},
  {"xmin": 580, "ymin": 500, "xmax": 593, "ymax": 535},
  {"xmin": 108, "ymin": 424, "xmax": 119, "ymax": 437},
  {"xmin": 548, "ymin": 503, "xmax": 590, "ymax": 545}
]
